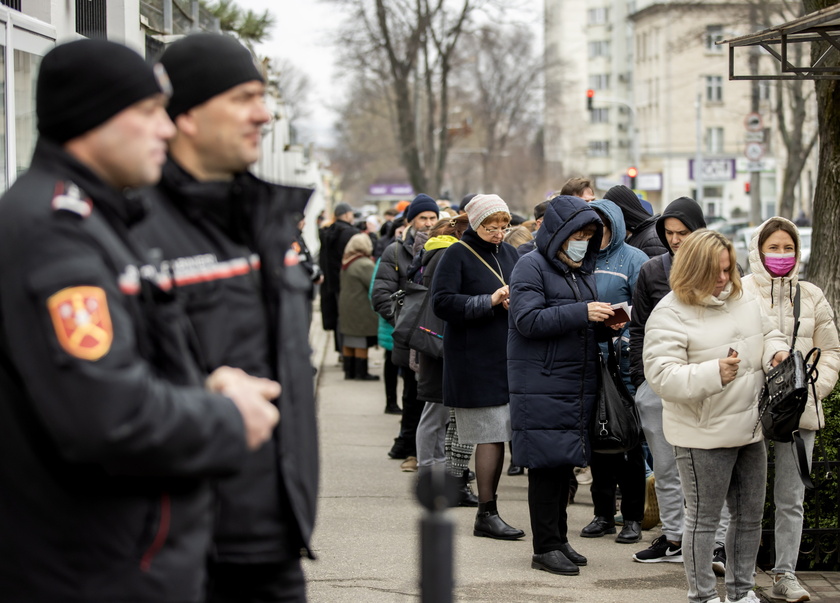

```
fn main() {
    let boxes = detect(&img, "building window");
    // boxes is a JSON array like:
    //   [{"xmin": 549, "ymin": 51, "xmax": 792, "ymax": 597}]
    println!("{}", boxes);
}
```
[
  {"xmin": 705, "ymin": 75, "xmax": 723, "ymax": 102},
  {"xmin": 590, "ymin": 108, "xmax": 609, "ymax": 124},
  {"xmin": 76, "ymin": 0, "xmax": 107, "ymax": 39},
  {"xmin": 589, "ymin": 73, "xmax": 610, "ymax": 90},
  {"xmin": 759, "ymin": 80, "xmax": 772, "ymax": 101},
  {"xmin": 1, "ymin": 0, "xmax": 21, "ymax": 10},
  {"xmin": 14, "ymin": 50, "xmax": 41, "ymax": 179},
  {"xmin": 588, "ymin": 40, "xmax": 611, "ymax": 59},
  {"xmin": 706, "ymin": 25, "xmax": 724, "ymax": 53},
  {"xmin": 587, "ymin": 7, "xmax": 609, "ymax": 25},
  {"xmin": 706, "ymin": 127, "xmax": 724, "ymax": 154},
  {"xmin": 588, "ymin": 140, "xmax": 610, "ymax": 157}
]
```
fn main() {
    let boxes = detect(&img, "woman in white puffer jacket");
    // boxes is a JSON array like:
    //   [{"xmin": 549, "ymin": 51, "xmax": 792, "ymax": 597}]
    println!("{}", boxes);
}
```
[
  {"xmin": 742, "ymin": 217, "xmax": 840, "ymax": 603},
  {"xmin": 644, "ymin": 230, "xmax": 789, "ymax": 603}
]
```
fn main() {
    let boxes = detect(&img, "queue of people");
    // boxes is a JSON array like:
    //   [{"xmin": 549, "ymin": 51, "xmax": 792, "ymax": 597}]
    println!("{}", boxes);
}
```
[{"xmin": 351, "ymin": 179, "xmax": 839, "ymax": 603}]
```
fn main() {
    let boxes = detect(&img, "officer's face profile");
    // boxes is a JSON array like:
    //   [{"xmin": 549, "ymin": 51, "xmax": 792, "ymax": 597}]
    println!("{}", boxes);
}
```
[
  {"xmin": 65, "ymin": 94, "xmax": 175, "ymax": 189},
  {"xmin": 176, "ymin": 79, "xmax": 270, "ymax": 179}
]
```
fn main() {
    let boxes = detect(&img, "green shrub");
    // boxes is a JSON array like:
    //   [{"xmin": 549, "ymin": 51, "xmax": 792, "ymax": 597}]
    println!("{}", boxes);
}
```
[{"xmin": 761, "ymin": 381, "xmax": 840, "ymax": 571}]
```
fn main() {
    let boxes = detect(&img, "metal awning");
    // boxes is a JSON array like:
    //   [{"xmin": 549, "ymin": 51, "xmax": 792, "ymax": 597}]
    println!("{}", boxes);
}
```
[{"xmin": 720, "ymin": 4, "xmax": 840, "ymax": 80}]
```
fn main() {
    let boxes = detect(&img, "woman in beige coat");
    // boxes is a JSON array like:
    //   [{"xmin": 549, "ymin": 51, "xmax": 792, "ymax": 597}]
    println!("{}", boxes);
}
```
[
  {"xmin": 742, "ymin": 217, "xmax": 840, "ymax": 603},
  {"xmin": 644, "ymin": 230, "xmax": 788, "ymax": 603}
]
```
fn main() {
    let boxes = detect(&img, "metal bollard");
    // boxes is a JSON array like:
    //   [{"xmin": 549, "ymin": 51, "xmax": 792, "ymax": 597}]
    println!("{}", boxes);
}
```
[{"xmin": 416, "ymin": 465, "xmax": 459, "ymax": 603}]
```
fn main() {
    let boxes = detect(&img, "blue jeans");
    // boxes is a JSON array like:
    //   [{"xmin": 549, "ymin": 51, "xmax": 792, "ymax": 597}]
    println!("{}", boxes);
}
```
[
  {"xmin": 675, "ymin": 442, "xmax": 767, "ymax": 603},
  {"xmin": 769, "ymin": 429, "xmax": 815, "ymax": 574}
]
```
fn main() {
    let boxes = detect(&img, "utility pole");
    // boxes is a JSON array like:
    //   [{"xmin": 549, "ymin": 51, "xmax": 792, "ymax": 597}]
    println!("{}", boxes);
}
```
[
  {"xmin": 695, "ymin": 93, "xmax": 704, "ymax": 208},
  {"xmin": 749, "ymin": 4, "xmax": 762, "ymax": 225}
]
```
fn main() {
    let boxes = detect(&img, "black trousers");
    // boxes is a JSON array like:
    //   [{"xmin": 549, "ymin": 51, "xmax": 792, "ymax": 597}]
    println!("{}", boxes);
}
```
[
  {"xmin": 527, "ymin": 466, "xmax": 574, "ymax": 554},
  {"xmin": 207, "ymin": 559, "xmax": 306, "ymax": 603},
  {"xmin": 398, "ymin": 367, "xmax": 421, "ymax": 455},
  {"xmin": 383, "ymin": 350, "xmax": 399, "ymax": 403},
  {"xmin": 590, "ymin": 442, "xmax": 646, "ymax": 521}
]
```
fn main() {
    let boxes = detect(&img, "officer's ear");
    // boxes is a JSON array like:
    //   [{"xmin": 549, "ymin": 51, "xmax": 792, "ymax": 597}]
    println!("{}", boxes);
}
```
[{"xmin": 173, "ymin": 110, "xmax": 199, "ymax": 138}]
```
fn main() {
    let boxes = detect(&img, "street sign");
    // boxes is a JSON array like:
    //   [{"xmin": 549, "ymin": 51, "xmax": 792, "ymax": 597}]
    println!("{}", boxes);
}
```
[
  {"xmin": 744, "ymin": 142, "xmax": 765, "ymax": 161},
  {"xmin": 745, "ymin": 131, "xmax": 765, "ymax": 142},
  {"xmin": 746, "ymin": 160, "xmax": 764, "ymax": 172},
  {"xmin": 745, "ymin": 112, "xmax": 763, "ymax": 132},
  {"xmin": 689, "ymin": 158, "xmax": 736, "ymax": 181}
]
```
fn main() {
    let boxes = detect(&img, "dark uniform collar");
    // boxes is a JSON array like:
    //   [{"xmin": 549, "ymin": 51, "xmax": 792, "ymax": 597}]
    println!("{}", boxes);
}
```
[
  {"xmin": 30, "ymin": 137, "xmax": 148, "ymax": 227},
  {"xmin": 159, "ymin": 157, "xmax": 257, "ymax": 246}
]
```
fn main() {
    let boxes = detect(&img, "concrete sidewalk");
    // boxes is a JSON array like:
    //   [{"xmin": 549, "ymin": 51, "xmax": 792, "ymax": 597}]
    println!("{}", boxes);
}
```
[{"xmin": 303, "ymin": 317, "xmax": 836, "ymax": 602}]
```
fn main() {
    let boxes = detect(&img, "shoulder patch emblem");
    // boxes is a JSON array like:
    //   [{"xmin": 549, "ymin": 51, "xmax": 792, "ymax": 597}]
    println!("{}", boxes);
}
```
[
  {"xmin": 47, "ymin": 286, "xmax": 113, "ymax": 360},
  {"xmin": 51, "ymin": 181, "xmax": 92, "ymax": 218}
]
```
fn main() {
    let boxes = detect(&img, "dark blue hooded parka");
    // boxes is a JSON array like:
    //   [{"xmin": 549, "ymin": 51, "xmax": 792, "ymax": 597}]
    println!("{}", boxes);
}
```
[{"xmin": 507, "ymin": 196, "xmax": 603, "ymax": 469}]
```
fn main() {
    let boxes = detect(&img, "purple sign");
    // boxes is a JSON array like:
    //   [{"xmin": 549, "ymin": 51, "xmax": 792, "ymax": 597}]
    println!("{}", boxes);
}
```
[
  {"xmin": 688, "ymin": 158, "xmax": 736, "ymax": 181},
  {"xmin": 368, "ymin": 183, "xmax": 415, "ymax": 196}
]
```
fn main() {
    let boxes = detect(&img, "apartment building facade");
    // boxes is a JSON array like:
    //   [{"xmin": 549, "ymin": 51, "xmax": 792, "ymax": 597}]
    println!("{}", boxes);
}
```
[{"xmin": 544, "ymin": 0, "xmax": 816, "ymax": 218}]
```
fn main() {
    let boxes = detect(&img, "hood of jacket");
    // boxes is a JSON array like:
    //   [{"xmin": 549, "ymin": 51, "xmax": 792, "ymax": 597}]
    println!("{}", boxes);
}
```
[
  {"xmin": 425, "ymin": 234, "xmax": 459, "ymax": 252},
  {"xmin": 655, "ymin": 196, "xmax": 706, "ymax": 253},
  {"xmin": 589, "ymin": 199, "xmax": 626, "ymax": 257},
  {"xmin": 748, "ymin": 216, "xmax": 802, "ymax": 291},
  {"xmin": 535, "ymin": 195, "xmax": 603, "ymax": 274}
]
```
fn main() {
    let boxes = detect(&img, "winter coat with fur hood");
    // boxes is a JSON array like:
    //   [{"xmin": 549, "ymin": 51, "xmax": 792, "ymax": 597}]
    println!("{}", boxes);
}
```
[{"xmin": 741, "ymin": 217, "xmax": 840, "ymax": 431}]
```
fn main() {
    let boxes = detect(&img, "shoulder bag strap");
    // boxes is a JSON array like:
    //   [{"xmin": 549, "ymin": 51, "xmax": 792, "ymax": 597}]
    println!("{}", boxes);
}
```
[
  {"xmin": 791, "ymin": 283, "xmax": 801, "ymax": 351},
  {"xmin": 458, "ymin": 241, "xmax": 506, "ymax": 286}
]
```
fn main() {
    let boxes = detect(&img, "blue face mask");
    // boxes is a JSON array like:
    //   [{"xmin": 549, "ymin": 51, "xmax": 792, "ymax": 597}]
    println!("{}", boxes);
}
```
[{"xmin": 565, "ymin": 239, "xmax": 589, "ymax": 262}]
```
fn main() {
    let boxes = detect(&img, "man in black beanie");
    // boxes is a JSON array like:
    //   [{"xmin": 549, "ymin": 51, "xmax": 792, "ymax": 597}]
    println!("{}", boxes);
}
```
[
  {"xmin": 604, "ymin": 184, "xmax": 667, "ymax": 258},
  {"xmin": 133, "ymin": 32, "xmax": 318, "ymax": 603},
  {"xmin": 371, "ymin": 193, "xmax": 439, "ymax": 469},
  {"xmin": 0, "ymin": 39, "xmax": 282, "ymax": 602}
]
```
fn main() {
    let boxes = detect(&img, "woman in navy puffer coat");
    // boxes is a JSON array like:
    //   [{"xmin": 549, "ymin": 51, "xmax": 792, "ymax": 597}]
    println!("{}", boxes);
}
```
[{"xmin": 508, "ymin": 195, "xmax": 614, "ymax": 576}]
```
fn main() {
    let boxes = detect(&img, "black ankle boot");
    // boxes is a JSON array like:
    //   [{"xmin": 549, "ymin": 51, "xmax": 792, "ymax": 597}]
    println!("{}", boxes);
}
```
[
  {"xmin": 354, "ymin": 358, "xmax": 380, "ymax": 381},
  {"xmin": 384, "ymin": 396, "xmax": 401, "ymax": 415},
  {"xmin": 343, "ymin": 355, "xmax": 355, "ymax": 380},
  {"xmin": 473, "ymin": 500, "xmax": 524, "ymax": 540},
  {"xmin": 456, "ymin": 469, "xmax": 478, "ymax": 507}
]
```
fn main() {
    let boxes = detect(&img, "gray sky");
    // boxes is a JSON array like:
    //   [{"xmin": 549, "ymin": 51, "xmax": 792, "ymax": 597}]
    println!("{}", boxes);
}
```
[{"xmin": 236, "ymin": 0, "xmax": 543, "ymax": 147}]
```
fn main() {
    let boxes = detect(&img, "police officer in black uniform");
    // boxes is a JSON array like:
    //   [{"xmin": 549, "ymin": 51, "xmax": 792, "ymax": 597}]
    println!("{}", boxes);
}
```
[
  {"xmin": 0, "ymin": 39, "xmax": 282, "ymax": 603},
  {"xmin": 133, "ymin": 33, "xmax": 318, "ymax": 602}
]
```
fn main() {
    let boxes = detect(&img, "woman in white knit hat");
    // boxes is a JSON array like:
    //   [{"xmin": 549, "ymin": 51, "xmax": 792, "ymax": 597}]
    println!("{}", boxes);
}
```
[{"xmin": 431, "ymin": 194, "xmax": 525, "ymax": 540}]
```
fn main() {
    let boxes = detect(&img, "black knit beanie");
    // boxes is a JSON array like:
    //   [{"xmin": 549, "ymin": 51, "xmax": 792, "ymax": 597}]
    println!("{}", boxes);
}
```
[
  {"xmin": 603, "ymin": 184, "xmax": 652, "ymax": 231},
  {"xmin": 37, "ymin": 39, "xmax": 165, "ymax": 144},
  {"xmin": 160, "ymin": 33, "xmax": 264, "ymax": 119}
]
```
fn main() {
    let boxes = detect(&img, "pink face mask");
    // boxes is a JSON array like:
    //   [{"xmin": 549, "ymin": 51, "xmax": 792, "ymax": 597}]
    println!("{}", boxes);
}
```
[{"xmin": 764, "ymin": 252, "xmax": 796, "ymax": 277}]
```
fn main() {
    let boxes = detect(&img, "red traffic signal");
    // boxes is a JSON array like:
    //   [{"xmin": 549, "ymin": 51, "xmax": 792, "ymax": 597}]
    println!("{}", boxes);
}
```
[
  {"xmin": 626, "ymin": 167, "xmax": 638, "ymax": 178},
  {"xmin": 587, "ymin": 89, "xmax": 594, "ymax": 111}
]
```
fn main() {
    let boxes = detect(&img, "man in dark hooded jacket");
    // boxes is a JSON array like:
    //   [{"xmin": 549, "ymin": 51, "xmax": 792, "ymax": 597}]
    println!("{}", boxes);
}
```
[
  {"xmin": 604, "ymin": 185, "xmax": 667, "ymax": 258},
  {"xmin": 630, "ymin": 197, "xmax": 729, "ymax": 574}
]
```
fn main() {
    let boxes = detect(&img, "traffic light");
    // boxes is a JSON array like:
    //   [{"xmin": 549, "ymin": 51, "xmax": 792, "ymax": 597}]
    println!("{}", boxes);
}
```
[
  {"xmin": 745, "ymin": 182, "xmax": 751, "ymax": 194},
  {"xmin": 587, "ymin": 89, "xmax": 595, "ymax": 111},
  {"xmin": 627, "ymin": 166, "xmax": 638, "ymax": 189}
]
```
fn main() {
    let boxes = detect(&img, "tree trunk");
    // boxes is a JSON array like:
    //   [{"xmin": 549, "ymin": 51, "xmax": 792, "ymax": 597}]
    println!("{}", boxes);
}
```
[{"xmin": 803, "ymin": 0, "xmax": 840, "ymax": 330}]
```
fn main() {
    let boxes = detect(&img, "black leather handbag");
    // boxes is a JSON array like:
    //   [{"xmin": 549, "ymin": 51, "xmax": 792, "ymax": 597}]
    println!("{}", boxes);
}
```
[
  {"xmin": 589, "ymin": 339, "xmax": 641, "ymax": 454},
  {"xmin": 755, "ymin": 285, "xmax": 821, "ymax": 488}
]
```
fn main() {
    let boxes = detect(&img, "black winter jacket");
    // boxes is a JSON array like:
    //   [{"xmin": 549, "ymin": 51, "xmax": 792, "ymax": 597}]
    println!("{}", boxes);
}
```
[
  {"xmin": 416, "ymin": 244, "xmax": 448, "ymax": 404},
  {"xmin": 0, "ymin": 139, "xmax": 248, "ymax": 602},
  {"xmin": 134, "ymin": 159, "xmax": 318, "ymax": 563},
  {"xmin": 318, "ymin": 219, "xmax": 358, "ymax": 330},
  {"xmin": 371, "ymin": 233, "xmax": 418, "ymax": 366},
  {"xmin": 507, "ymin": 196, "xmax": 603, "ymax": 468},
  {"xmin": 629, "ymin": 196, "xmax": 706, "ymax": 387},
  {"xmin": 627, "ymin": 215, "xmax": 668, "ymax": 258},
  {"xmin": 431, "ymin": 229, "xmax": 518, "ymax": 409}
]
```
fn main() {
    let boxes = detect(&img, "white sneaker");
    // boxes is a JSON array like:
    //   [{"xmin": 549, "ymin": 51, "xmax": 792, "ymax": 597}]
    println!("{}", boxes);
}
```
[
  {"xmin": 771, "ymin": 572, "xmax": 811, "ymax": 602},
  {"xmin": 703, "ymin": 598, "xmax": 722, "ymax": 603},
  {"xmin": 725, "ymin": 591, "xmax": 760, "ymax": 603}
]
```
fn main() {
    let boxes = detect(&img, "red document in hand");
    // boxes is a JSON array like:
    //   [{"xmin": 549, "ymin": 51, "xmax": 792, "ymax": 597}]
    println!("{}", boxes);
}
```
[{"xmin": 604, "ymin": 302, "xmax": 631, "ymax": 327}]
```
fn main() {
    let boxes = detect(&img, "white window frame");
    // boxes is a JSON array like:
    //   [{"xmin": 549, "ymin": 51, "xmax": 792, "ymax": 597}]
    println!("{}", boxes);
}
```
[
  {"xmin": 706, "ymin": 25, "xmax": 724, "ymax": 53},
  {"xmin": 706, "ymin": 126, "xmax": 724, "ymax": 154},
  {"xmin": 0, "ymin": 7, "xmax": 57, "ymax": 188},
  {"xmin": 705, "ymin": 75, "xmax": 723, "ymax": 103}
]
